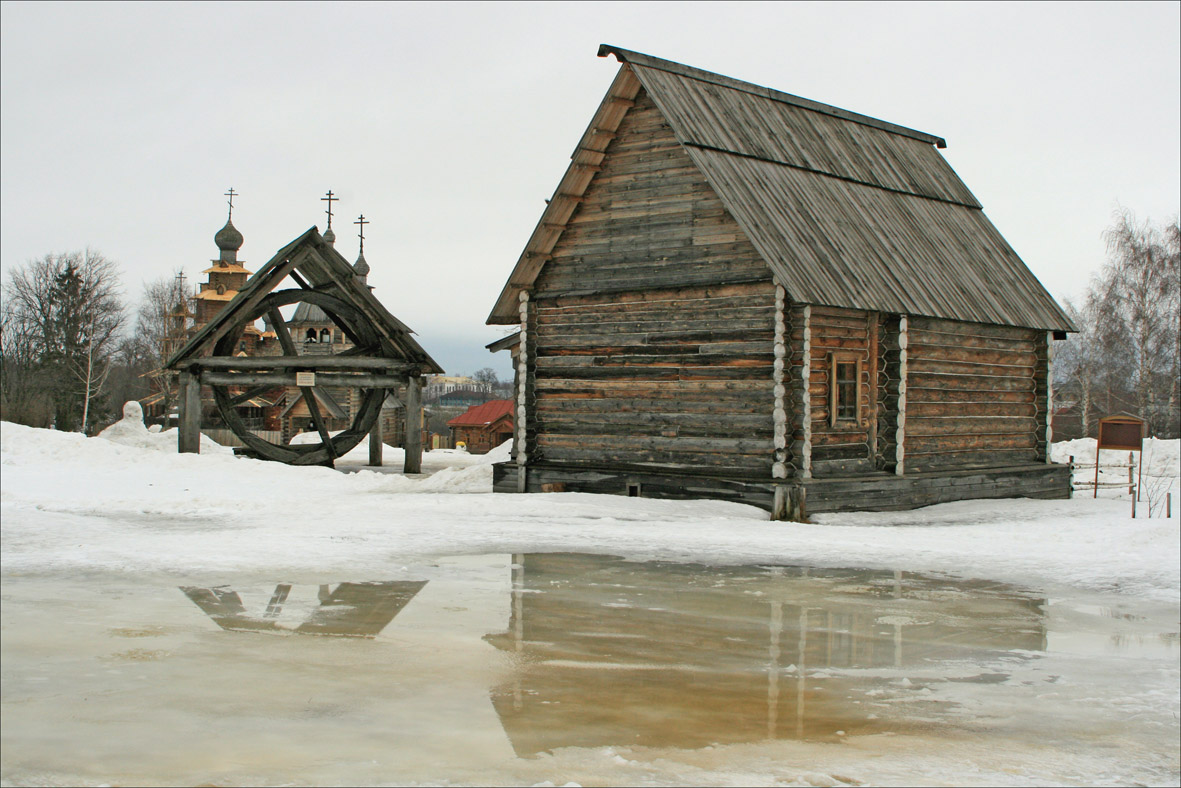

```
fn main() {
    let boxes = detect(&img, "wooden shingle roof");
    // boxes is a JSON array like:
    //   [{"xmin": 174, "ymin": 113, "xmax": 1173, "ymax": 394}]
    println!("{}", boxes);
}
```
[{"xmin": 488, "ymin": 45, "xmax": 1074, "ymax": 333}]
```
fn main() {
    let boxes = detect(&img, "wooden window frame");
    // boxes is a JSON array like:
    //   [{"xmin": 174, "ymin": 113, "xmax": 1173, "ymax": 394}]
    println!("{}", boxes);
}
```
[{"xmin": 829, "ymin": 352, "xmax": 862, "ymax": 429}]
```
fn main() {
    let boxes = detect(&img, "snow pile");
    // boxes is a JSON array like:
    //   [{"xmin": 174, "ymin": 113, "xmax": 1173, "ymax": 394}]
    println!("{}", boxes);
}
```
[
  {"xmin": 97, "ymin": 401, "xmax": 229, "ymax": 455},
  {"xmin": 473, "ymin": 438, "xmax": 512, "ymax": 465},
  {"xmin": 1051, "ymin": 436, "xmax": 1180, "ymax": 478}
]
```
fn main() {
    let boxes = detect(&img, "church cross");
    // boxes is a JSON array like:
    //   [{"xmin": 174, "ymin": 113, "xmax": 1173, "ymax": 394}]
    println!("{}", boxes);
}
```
[
  {"xmin": 355, "ymin": 214, "xmax": 369, "ymax": 254},
  {"xmin": 321, "ymin": 190, "xmax": 337, "ymax": 229},
  {"xmin": 225, "ymin": 187, "xmax": 237, "ymax": 219}
]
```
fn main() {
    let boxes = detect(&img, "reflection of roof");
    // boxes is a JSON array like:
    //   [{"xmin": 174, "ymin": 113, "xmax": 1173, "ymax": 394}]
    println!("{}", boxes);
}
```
[{"xmin": 448, "ymin": 399, "xmax": 514, "ymax": 428}]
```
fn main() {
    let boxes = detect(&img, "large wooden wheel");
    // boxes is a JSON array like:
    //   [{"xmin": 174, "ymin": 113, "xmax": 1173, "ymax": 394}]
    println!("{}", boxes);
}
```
[{"xmin": 209, "ymin": 289, "xmax": 391, "ymax": 466}]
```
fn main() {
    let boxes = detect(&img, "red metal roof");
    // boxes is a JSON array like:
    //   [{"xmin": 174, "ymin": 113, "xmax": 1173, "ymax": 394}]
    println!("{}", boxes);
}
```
[{"xmin": 447, "ymin": 399, "xmax": 514, "ymax": 428}]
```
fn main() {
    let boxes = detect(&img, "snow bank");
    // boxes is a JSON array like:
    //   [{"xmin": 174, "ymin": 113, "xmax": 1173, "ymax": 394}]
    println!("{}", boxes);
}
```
[
  {"xmin": 1051, "ymin": 436, "xmax": 1180, "ymax": 479},
  {"xmin": 2, "ymin": 421, "xmax": 1178, "ymax": 604}
]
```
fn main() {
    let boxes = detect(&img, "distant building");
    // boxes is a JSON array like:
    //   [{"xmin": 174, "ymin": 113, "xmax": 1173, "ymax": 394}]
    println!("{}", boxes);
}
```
[
  {"xmin": 448, "ymin": 399, "xmax": 514, "ymax": 454},
  {"xmin": 424, "ymin": 375, "xmax": 490, "ymax": 402}
]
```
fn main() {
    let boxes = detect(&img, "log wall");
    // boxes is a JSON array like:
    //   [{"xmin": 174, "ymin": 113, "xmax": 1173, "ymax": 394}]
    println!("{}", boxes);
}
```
[
  {"xmin": 530, "ymin": 87, "xmax": 775, "ymax": 476},
  {"xmin": 904, "ymin": 316, "xmax": 1042, "ymax": 471},
  {"xmin": 801, "ymin": 306, "xmax": 878, "ymax": 476},
  {"xmin": 531, "ymin": 284, "xmax": 775, "ymax": 474}
]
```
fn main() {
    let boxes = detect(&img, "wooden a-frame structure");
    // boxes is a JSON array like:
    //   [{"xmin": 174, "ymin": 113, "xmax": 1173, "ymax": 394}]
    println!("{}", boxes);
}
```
[{"xmin": 166, "ymin": 227, "xmax": 442, "ymax": 470}]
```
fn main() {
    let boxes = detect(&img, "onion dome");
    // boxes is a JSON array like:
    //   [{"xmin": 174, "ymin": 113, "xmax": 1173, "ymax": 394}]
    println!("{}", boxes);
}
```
[
  {"xmin": 214, "ymin": 218, "xmax": 244, "ymax": 262},
  {"xmin": 353, "ymin": 250, "xmax": 369, "ymax": 279},
  {"xmin": 323, "ymin": 226, "xmax": 336, "ymax": 246}
]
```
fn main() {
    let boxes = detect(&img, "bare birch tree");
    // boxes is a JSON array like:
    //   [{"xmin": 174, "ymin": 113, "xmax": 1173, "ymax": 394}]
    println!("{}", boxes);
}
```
[
  {"xmin": 1097, "ymin": 209, "xmax": 1180, "ymax": 435},
  {"xmin": 134, "ymin": 270, "xmax": 193, "ymax": 417}
]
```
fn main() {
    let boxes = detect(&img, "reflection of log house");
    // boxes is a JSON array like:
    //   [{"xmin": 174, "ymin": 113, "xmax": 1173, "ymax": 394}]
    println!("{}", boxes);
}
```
[
  {"xmin": 488, "ymin": 46, "xmax": 1076, "ymax": 518},
  {"xmin": 447, "ymin": 399, "xmax": 514, "ymax": 454},
  {"xmin": 484, "ymin": 553, "xmax": 1046, "ymax": 755}
]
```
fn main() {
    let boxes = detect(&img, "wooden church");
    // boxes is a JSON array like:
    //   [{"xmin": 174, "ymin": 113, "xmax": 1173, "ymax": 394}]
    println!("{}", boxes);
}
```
[{"xmin": 486, "ymin": 45, "xmax": 1076, "ymax": 519}]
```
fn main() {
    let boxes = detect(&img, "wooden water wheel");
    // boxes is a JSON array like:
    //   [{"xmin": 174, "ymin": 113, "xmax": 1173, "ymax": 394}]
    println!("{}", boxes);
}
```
[
  {"xmin": 168, "ymin": 227, "xmax": 442, "ymax": 471},
  {"xmin": 205, "ymin": 288, "xmax": 403, "ymax": 466}
]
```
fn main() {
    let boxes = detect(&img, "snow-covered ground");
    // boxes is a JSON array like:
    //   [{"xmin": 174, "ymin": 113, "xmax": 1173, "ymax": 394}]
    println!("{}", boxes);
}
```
[
  {"xmin": 2, "ymin": 418, "xmax": 1177, "ymax": 602},
  {"xmin": 2, "ymin": 415, "xmax": 1179, "ymax": 787}
]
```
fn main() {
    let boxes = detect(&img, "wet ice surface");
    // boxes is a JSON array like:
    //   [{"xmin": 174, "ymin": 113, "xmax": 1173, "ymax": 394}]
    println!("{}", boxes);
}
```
[{"xmin": 2, "ymin": 555, "xmax": 1178, "ymax": 787}]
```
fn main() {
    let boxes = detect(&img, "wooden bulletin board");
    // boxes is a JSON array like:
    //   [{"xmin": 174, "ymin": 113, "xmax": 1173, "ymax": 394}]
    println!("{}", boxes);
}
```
[{"xmin": 1097, "ymin": 417, "xmax": 1144, "ymax": 452}]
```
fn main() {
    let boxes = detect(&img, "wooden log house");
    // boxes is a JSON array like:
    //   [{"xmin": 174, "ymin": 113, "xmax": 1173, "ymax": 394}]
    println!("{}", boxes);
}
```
[{"xmin": 486, "ymin": 46, "xmax": 1076, "ymax": 519}]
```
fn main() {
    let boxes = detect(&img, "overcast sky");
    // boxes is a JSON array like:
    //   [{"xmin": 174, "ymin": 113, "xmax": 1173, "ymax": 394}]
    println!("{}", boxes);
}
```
[{"xmin": 2, "ymin": 1, "xmax": 1178, "ymax": 377}]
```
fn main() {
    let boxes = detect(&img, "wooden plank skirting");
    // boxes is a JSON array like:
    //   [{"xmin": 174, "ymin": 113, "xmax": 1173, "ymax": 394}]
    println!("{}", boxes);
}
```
[{"xmin": 492, "ymin": 461, "xmax": 1071, "ymax": 519}]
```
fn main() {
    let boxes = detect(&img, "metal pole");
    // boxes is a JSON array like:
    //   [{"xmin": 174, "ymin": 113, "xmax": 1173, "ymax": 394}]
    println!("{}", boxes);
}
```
[{"xmin": 1128, "ymin": 452, "xmax": 1134, "ymax": 497}]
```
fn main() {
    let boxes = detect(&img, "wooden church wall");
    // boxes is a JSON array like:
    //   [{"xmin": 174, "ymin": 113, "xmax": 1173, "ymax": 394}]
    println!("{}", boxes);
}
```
[{"xmin": 530, "ymin": 89, "xmax": 776, "ymax": 476}]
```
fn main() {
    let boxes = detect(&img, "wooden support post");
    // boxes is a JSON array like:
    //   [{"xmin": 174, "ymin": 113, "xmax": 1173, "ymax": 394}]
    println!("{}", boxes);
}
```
[
  {"xmin": 368, "ymin": 413, "xmax": 383, "ymax": 467},
  {"xmin": 1045, "ymin": 331, "xmax": 1054, "ymax": 463},
  {"xmin": 895, "ymin": 315, "xmax": 908, "ymax": 476},
  {"xmin": 772, "ymin": 486, "xmax": 787, "ymax": 520},
  {"xmin": 403, "ymin": 376, "xmax": 422, "ymax": 474},
  {"xmin": 801, "ymin": 306, "xmax": 812, "ymax": 480},
  {"xmin": 516, "ymin": 292, "xmax": 530, "ymax": 493},
  {"xmin": 178, "ymin": 371, "xmax": 201, "ymax": 454}
]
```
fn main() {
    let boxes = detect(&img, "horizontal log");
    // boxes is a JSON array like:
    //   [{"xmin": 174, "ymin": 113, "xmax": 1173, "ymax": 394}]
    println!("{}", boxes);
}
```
[
  {"xmin": 909, "ymin": 316, "xmax": 1037, "ymax": 341},
  {"xmin": 905, "ymin": 388, "xmax": 1033, "ymax": 405},
  {"xmin": 908, "ymin": 401, "xmax": 1036, "ymax": 418},
  {"xmin": 537, "ymin": 395, "xmax": 768, "ymax": 413},
  {"xmin": 201, "ymin": 372, "xmax": 405, "ymax": 388},
  {"xmin": 537, "ymin": 343, "xmax": 772, "ymax": 358},
  {"xmin": 906, "ymin": 448, "xmax": 1040, "ymax": 471},
  {"xmin": 908, "ymin": 358, "xmax": 1036, "ymax": 378},
  {"xmin": 181, "ymin": 356, "xmax": 413, "ymax": 371},
  {"xmin": 905, "ymin": 415, "xmax": 1037, "ymax": 437},
  {"xmin": 538, "ymin": 433, "xmax": 771, "ymax": 454},
  {"xmin": 535, "ymin": 378, "xmax": 771, "ymax": 394},
  {"xmin": 907, "ymin": 342, "xmax": 1038, "ymax": 367},
  {"xmin": 905, "ymin": 433, "xmax": 1038, "ymax": 453},
  {"xmin": 907, "ymin": 373, "xmax": 1035, "ymax": 392},
  {"xmin": 536, "ymin": 417, "xmax": 773, "ymax": 439},
  {"xmin": 538, "ymin": 281, "xmax": 774, "ymax": 309}
]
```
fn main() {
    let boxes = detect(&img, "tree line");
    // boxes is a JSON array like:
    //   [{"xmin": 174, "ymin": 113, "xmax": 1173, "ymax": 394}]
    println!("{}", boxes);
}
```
[
  {"xmin": 2, "ymin": 209, "xmax": 1178, "ymax": 437},
  {"xmin": 1054, "ymin": 210, "xmax": 1180, "ymax": 440},
  {"xmin": 1, "ymin": 253, "xmax": 188, "ymax": 433}
]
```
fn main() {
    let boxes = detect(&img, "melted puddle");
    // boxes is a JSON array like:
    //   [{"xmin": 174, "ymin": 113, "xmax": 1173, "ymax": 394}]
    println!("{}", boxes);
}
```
[
  {"xmin": 483, "ymin": 555, "xmax": 1049, "ymax": 754},
  {"xmin": 3, "ymin": 553, "xmax": 1177, "ymax": 785}
]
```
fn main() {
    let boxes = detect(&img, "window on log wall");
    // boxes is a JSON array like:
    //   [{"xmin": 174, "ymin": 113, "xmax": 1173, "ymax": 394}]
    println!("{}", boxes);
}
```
[{"xmin": 830, "ymin": 352, "xmax": 862, "ymax": 428}]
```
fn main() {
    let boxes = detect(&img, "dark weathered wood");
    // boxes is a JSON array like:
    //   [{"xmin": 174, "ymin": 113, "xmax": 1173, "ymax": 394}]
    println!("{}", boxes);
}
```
[
  {"xmin": 201, "ymin": 372, "xmax": 407, "ymax": 388},
  {"xmin": 178, "ymin": 371, "xmax": 201, "ymax": 454},
  {"xmin": 368, "ymin": 417, "xmax": 383, "ymax": 467},
  {"xmin": 403, "ymin": 376, "xmax": 422, "ymax": 474},
  {"xmin": 181, "ymin": 356, "xmax": 414, "ymax": 371},
  {"xmin": 301, "ymin": 384, "xmax": 337, "ymax": 461}
]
